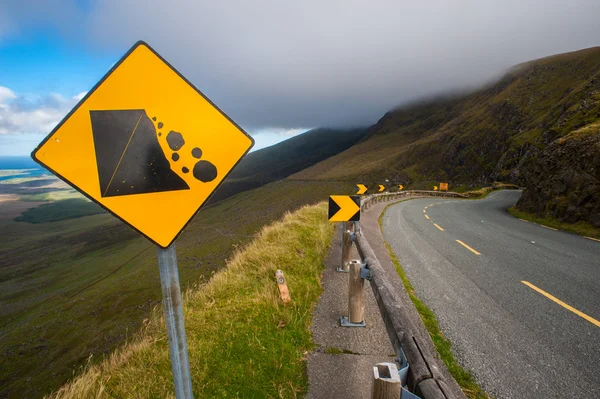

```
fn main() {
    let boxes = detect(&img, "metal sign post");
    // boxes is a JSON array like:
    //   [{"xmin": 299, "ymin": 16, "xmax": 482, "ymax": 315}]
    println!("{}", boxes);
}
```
[{"xmin": 157, "ymin": 244, "xmax": 193, "ymax": 399}]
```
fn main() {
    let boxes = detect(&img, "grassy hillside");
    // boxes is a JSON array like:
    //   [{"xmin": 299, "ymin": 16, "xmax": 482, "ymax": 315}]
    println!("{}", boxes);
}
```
[
  {"xmin": 292, "ymin": 46, "xmax": 600, "ymax": 187},
  {"xmin": 15, "ymin": 198, "xmax": 104, "ymax": 223},
  {"xmin": 0, "ymin": 180, "xmax": 353, "ymax": 398},
  {"xmin": 208, "ymin": 127, "xmax": 366, "ymax": 203},
  {"xmin": 47, "ymin": 202, "xmax": 332, "ymax": 399}
]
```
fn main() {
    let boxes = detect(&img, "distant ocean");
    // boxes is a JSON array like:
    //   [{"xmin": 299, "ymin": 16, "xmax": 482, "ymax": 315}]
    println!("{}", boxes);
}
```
[{"xmin": 0, "ymin": 156, "xmax": 51, "ymax": 182}]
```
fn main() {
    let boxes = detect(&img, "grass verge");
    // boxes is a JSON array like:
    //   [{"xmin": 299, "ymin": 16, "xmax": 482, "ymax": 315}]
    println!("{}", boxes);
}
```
[
  {"xmin": 377, "ymin": 202, "xmax": 489, "ymax": 399},
  {"xmin": 507, "ymin": 206, "xmax": 600, "ymax": 239},
  {"xmin": 463, "ymin": 183, "xmax": 519, "ymax": 199},
  {"xmin": 46, "ymin": 202, "xmax": 333, "ymax": 399}
]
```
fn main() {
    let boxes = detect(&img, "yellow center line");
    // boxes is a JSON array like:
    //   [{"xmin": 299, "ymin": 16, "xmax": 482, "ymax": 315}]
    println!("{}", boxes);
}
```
[
  {"xmin": 456, "ymin": 240, "xmax": 480, "ymax": 255},
  {"xmin": 425, "ymin": 214, "xmax": 430, "ymax": 220},
  {"xmin": 521, "ymin": 281, "xmax": 600, "ymax": 328},
  {"xmin": 434, "ymin": 223, "xmax": 444, "ymax": 231},
  {"xmin": 585, "ymin": 236, "xmax": 600, "ymax": 243},
  {"xmin": 423, "ymin": 209, "xmax": 426, "ymax": 213},
  {"xmin": 540, "ymin": 225, "xmax": 558, "ymax": 231}
]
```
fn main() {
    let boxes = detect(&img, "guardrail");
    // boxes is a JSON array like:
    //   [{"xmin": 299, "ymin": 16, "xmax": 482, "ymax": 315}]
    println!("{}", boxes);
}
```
[
  {"xmin": 361, "ymin": 190, "xmax": 467, "ymax": 212},
  {"xmin": 340, "ymin": 191, "xmax": 465, "ymax": 399}
]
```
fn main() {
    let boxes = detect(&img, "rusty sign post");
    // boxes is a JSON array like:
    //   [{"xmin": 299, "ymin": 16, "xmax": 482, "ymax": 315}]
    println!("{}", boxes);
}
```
[{"xmin": 31, "ymin": 41, "xmax": 254, "ymax": 399}]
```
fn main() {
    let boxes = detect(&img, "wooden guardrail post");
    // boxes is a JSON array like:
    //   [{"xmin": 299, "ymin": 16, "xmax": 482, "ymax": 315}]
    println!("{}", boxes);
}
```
[
  {"xmin": 348, "ymin": 259, "xmax": 365, "ymax": 323},
  {"xmin": 372, "ymin": 362, "xmax": 401, "ymax": 399},
  {"xmin": 340, "ymin": 259, "xmax": 366, "ymax": 326},
  {"xmin": 338, "ymin": 221, "xmax": 353, "ymax": 272}
]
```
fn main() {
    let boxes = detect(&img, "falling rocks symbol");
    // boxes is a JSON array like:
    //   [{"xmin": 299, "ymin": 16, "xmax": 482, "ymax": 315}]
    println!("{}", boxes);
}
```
[{"xmin": 90, "ymin": 109, "xmax": 219, "ymax": 198}]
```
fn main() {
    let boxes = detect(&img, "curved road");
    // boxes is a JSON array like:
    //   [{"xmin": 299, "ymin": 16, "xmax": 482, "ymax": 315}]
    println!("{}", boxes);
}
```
[{"xmin": 381, "ymin": 190, "xmax": 600, "ymax": 399}]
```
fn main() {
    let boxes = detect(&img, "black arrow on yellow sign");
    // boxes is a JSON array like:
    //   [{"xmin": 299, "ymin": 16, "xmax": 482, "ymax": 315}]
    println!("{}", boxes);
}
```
[{"xmin": 328, "ymin": 195, "xmax": 360, "ymax": 222}]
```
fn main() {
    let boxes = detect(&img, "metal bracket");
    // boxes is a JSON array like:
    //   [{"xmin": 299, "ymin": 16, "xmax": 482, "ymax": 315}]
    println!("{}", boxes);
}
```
[
  {"xmin": 349, "ymin": 231, "xmax": 357, "ymax": 242},
  {"xmin": 360, "ymin": 264, "xmax": 372, "ymax": 280},
  {"xmin": 339, "ymin": 316, "xmax": 366, "ymax": 327}
]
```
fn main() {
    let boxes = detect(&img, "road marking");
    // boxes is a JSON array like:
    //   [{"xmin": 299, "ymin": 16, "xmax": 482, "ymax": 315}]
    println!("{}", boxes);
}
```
[
  {"xmin": 585, "ymin": 236, "xmax": 600, "ymax": 243},
  {"xmin": 424, "ymin": 206, "xmax": 428, "ymax": 209},
  {"xmin": 521, "ymin": 281, "xmax": 600, "ymax": 328},
  {"xmin": 425, "ymin": 214, "xmax": 430, "ymax": 220},
  {"xmin": 434, "ymin": 223, "xmax": 444, "ymax": 231},
  {"xmin": 456, "ymin": 240, "xmax": 480, "ymax": 255},
  {"xmin": 519, "ymin": 218, "xmax": 529, "ymax": 223},
  {"xmin": 423, "ymin": 209, "xmax": 426, "ymax": 213},
  {"xmin": 540, "ymin": 224, "xmax": 558, "ymax": 231}
]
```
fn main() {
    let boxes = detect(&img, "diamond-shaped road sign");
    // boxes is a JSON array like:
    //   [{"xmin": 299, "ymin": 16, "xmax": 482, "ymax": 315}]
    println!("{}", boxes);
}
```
[
  {"xmin": 328, "ymin": 195, "xmax": 360, "ymax": 222},
  {"xmin": 32, "ymin": 41, "xmax": 254, "ymax": 248}
]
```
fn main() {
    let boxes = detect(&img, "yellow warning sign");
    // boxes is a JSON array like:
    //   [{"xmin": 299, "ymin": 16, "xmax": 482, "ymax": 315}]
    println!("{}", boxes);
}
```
[
  {"xmin": 328, "ymin": 195, "xmax": 360, "ymax": 222},
  {"xmin": 32, "ymin": 41, "xmax": 254, "ymax": 248},
  {"xmin": 440, "ymin": 182, "xmax": 449, "ymax": 191}
]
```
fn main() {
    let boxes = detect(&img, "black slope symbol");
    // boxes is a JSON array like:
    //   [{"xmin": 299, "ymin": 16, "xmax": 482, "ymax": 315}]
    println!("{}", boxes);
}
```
[{"xmin": 90, "ymin": 109, "xmax": 190, "ymax": 197}]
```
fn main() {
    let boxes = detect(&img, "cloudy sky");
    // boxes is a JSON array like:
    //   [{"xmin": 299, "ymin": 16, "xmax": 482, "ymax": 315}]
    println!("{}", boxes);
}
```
[{"xmin": 1, "ymin": 0, "xmax": 600, "ymax": 155}]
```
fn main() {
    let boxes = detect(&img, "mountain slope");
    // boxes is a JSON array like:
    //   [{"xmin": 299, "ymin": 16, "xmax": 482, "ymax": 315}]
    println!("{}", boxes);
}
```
[
  {"xmin": 208, "ymin": 127, "xmax": 366, "ymax": 203},
  {"xmin": 291, "ymin": 46, "xmax": 600, "ymax": 225},
  {"xmin": 292, "ymin": 46, "xmax": 600, "ymax": 187}
]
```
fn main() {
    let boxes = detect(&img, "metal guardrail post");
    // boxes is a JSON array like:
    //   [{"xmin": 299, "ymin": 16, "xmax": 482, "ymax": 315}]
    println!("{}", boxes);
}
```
[{"xmin": 157, "ymin": 245, "xmax": 194, "ymax": 399}]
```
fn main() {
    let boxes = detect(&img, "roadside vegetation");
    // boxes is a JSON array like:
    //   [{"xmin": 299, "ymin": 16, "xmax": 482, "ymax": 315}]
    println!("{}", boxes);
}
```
[
  {"xmin": 463, "ymin": 182, "xmax": 519, "ymax": 199},
  {"xmin": 46, "ymin": 202, "xmax": 332, "ymax": 398},
  {"xmin": 378, "ymin": 203, "xmax": 489, "ymax": 399},
  {"xmin": 15, "ymin": 198, "xmax": 105, "ymax": 223},
  {"xmin": 507, "ymin": 206, "xmax": 600, "ymax": 239},
  {"xmin": 0, "ymin": 179, "xmax": 352, "ymax": 398}
]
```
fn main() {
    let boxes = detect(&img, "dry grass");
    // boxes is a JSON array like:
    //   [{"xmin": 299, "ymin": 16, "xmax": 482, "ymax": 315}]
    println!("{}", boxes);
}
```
[
  {"xmin": 46, "ymin": 202, "xmax": 333, "ymax": 399},
  {"xmin": 463, "ymin": 183, "xmax": 519, "ymax": 198}
]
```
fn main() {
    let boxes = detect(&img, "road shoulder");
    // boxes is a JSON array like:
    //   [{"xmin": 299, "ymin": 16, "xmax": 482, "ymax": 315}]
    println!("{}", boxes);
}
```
[{"xmin": 307, "ymin": 223, "xmax": 394, "ymax": 399}]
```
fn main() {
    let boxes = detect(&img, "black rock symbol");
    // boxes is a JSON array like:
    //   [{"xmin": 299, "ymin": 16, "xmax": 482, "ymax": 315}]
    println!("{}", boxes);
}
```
[{"xmin": 90, "ymin": 110, "xmax": 189, "ymax": 197}]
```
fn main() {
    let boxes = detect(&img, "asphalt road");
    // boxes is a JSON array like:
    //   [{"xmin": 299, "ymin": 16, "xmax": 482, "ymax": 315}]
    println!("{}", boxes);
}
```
[{"xmin": 381, "ymin": 190, "xmax": 600, "ymax": 399}]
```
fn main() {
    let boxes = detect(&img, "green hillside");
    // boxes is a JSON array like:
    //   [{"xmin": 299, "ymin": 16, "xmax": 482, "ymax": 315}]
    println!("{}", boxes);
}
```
[
  {"xmin": 208, "ymin": 127, "xmax": 366, "ymax": 203},
  {"xmin": 291, "ymin": 46, "xmax": 600, "ymax": 225},
  {"xmin": 292, "ymin": 46, "xmax": 600, "ymax": 185}
]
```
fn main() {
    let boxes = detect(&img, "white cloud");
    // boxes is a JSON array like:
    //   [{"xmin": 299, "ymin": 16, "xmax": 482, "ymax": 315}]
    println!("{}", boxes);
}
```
[
  {"xmin": 0, "ymin": 86, "xmax": 82, "ymax": 135},
  {"xmin": 251, "ymin": 127, "xmax": 310, "ymax": 138},
  {"xmin": 0, "ymin": 86, "xmax": 16, "ymax": 104},
  {"xmin": 74, "ymin": 91, "xmax": 87, "ymax": 101}
]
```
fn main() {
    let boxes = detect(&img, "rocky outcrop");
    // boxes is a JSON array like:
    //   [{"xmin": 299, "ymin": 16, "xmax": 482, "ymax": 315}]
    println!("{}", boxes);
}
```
[{"xmin": 517, "ymin": 128, "xmax": 600, "ymax": 227}]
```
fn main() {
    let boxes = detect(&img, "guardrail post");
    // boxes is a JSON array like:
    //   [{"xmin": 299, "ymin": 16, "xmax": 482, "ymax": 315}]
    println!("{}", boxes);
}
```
[
  {"xmin": 338, "ymin": 221, "xmax": 353, "ymax": 272},
  {"xmin": 372, "ymin": 362, "xmax": 401, "ymax": 399},
  {"xmin": 339, "ymin": 259, "xmax": 366, "ymax": 326},
  {"xmin": 349, "ymin": 259, "xmax": 365, "ymax": 323}
]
